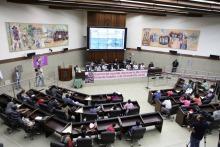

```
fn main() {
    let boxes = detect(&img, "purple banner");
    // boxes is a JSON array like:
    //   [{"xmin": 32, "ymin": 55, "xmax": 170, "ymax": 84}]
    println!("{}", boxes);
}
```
[{"xmin": 33, "ymin": 55, "xmax": 48, "ymax": 68}]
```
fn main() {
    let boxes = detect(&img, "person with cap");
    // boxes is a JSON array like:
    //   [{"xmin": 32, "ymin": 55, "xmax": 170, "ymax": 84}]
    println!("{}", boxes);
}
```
[
  {"xmin": 13, "ymin": 67, "xmax": 22, "ymax": 90},
  {"xmin": 204, "ymin": 89, "xmax": 213, "ymax": 100},
  {"xmin": 153, "ymin": 90, "xmax": 161, "ymax": 102},
  {"xmin": 36, "ymin": 65, "xmax": 44, "ymax": 87}
]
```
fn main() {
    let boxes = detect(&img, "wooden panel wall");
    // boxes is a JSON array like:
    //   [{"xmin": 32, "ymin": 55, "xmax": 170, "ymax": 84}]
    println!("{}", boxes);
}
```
[
  {"xmin": 87, "ymin": 12, "xmax": 126, "ymax": 27},
  {"xmin": 87, "ymin": 12, "xmax": 126, "ymax": 63},
  {"xmin": 87, "ymin": 50, "xmax": 124, "ymax": 63}
]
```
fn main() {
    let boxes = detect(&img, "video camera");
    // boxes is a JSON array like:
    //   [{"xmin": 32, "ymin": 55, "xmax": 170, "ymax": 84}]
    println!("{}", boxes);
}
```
[
  {"xmin": 35, "ymin": 68, "xmax": 38, "ymax": 72},
  {"xmin": 196, "ymin": 107, "xmax": 214, "ymax": 122}
]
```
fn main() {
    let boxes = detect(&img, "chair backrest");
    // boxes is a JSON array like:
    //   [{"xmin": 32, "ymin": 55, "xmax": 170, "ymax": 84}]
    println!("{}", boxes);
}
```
[
  {"xmin": 27, "ymin": 99, "xmax": 34, "ymax": 106},
  {"xmin": 16, "ymin": 92, "xmax": 22, "ymax": 101},
  {"xmin": 0, "ymin": 113, "xmax": 12, "ymax": 128},
  {"xmin": 169, "ymin": 104, "xmax": 180, "ymax": 115},
  {"xmin": 85, "ymin": 113, "xmax": 97, "ymax": 121},
  {"xmin": 209, "ymin": 118, "xmax": 220, "ymax": 130},
  {"xmin": 96, "ymin": 100, "xmax": 107, "ymax": 104},
  {"xmin": 127, "ymin": 107, "xmax": 139, "ymax": 115},
  {"xmin": 109, "ymin": 110, "xmax": 121, "ymax": 118},
  {"xmin": 77, "ymin": 138, "xmax": 92, "ymax": 147},
  {"xmin": 100, "ymin": 131, "xmax": 115, "ymax": 144},
  {"xmin": 56, "ymin": 93, "xmax": 62, "ymax": 99},
  {"xmin": 0, "ymin": 107, "xmax": 4, "ymax": 113},
  {"xmin": 54, "ymin": 109, "xmax": 67, "ymax": 121},
  {"xmin": 17, "ymin": 117, "xmax": 30, "ymax": 133},
  {"xmin": 112, "ymin": 99, "xmax": 122, "ymax": 103},
  {"xmin": 50, "ymin": 141, "xmax": 65, "ymax": 147},
  {"xmin": 46, "ymin": 89, "xmax": 52, "ymax": 96},
  {"xmin": 131, "ymin": 127, "xmax": 146, "ymax": 140},
  {"xmin": 39, "ymin": 103, "xmax": 50, "ymax": 113},
  {"xmin": 189, "ymin": 114, "xmax": 200, "ymax": 124}
]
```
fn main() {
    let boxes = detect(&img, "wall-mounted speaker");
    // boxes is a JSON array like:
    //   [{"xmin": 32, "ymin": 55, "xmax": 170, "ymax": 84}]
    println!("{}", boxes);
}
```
[
  {"xmin": 210, "ymin": 54, "xmax": 219, "ymax": 59},
  {"xmin": 137, "ymin": 47, "xmax": 141, "ymax": 50},
  {"xmin": 170, "ymin": 50, "xmax": 177, "ymax": 54},
  {"xmin": 63, "ymin": 48, "xmax": 68, "ymax": 51},
  {"xmin": 24, "ymin": 52, "xmax": 35, "ymax": 57}
]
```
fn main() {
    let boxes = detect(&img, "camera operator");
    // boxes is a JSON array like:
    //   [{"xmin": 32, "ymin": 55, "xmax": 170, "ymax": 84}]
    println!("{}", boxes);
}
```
[
  {"xmin": 187, "ymin": 115, "xmax": 209, "ymax": 147},
  {"xmin": 36, "ymin": 65, "xmax": 44, "ymax": 87}
]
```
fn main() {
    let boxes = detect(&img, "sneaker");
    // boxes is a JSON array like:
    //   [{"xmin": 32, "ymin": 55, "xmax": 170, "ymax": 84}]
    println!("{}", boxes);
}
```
[
  {"xmin": 41, "ymin": 85, "xmax": 44, "ymax": 87},
  {"xmin": 36, "ymin": 85, "xmax": 39, "ymax": 87},
  {"xmin": 19, "ymin": 87, "xmax": 22, "ymax": 89}
]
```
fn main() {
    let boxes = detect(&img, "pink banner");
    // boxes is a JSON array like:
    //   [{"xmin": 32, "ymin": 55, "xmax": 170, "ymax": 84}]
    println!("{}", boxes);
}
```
[
  {"xmin": 33, "ymin": 55, "xmax": 48, "ymax": 68},
  {"xmin": 94, "ymin": 70, "xmax": 148, "ymax": 80}
]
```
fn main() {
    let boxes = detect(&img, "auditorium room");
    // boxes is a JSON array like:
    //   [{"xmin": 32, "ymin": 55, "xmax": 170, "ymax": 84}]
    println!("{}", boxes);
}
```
[{"xmin": 1, "ymin": 0, "xmax": 220, "ymax": 147}]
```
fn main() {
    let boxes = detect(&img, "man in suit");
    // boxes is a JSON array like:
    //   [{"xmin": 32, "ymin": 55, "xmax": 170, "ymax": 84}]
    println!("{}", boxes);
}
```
[{"xmin": 172, "ymin": 59, "xmax": 179, "ymax": 72}]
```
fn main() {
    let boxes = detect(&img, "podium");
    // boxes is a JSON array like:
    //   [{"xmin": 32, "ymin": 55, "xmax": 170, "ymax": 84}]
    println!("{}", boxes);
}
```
[{"xmin": 58, "ymin": 65, "xmax": 72, "ymax": 81}]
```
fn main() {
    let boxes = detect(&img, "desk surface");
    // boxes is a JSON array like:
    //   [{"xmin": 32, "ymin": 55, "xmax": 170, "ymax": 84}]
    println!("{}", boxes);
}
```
[
  {"xmin": 44, "ymin": 119, "xmax": 67, "ymax": 133},
  {"xmin": 141, "ymin": 114, "xmax": 162, "ymax": 124},
  {"xmin": 199, "ymin": 106, "xmax": 215, "ymax": 113},
  {"xmin": 120, "ymin": 115, "xmax": 143, "ymax": 127},
  {"xmin": 97, "ymin": 119, "xmax": 120, "ymax": 131}
]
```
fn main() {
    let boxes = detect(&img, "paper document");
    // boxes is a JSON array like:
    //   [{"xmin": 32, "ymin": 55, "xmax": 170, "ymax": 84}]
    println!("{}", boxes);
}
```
[
  {"xmin": 62, "ymin": 125, "xmax": 72, "ymax": 133},
  {"xmin": 75, "ymin": 108, "xmax": 83, "ymax": 113},
  {"xmin": 116, "ymin": 92, "xmax": 122, "ymax": 95},
  {"xmin": 85, "ymin": 96, "xmax": 92, "ymax": 100},
  {"xmin": 35, "ymin": 116, "xmax": 42, "ymax": 120},
  {"xmin": 17, "ymin": 104, "xmax": 22, "ymax": 108}
]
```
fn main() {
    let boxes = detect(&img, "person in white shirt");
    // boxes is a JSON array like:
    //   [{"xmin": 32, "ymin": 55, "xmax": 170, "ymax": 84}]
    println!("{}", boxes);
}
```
[
  {"xmin": 110, "ymin": 65, "xmax": 115, "ymax": 70},
  {"xmin": 102, "ymin": 63, "xmax": 107, "ymax": 70},
  {"xmin": 133, "ymin": 63, "xmax": 138, "ymax": 69},
  {"xmin": 185, "ymin": 86, "xmax": 193, "ymax": 95},
  {"xmin": 90, "ymin": 61, "xmax": 94, "ymax": 66},
  {"xmin": 76, "ymin": 65, "xmax": 81, "ymax": 72},
  {"xmin": 161, "ymin": 98, "xmax": 172, "ymax": 115},
  {"xmin": 116, "ymin": 64, "xmax": 120, "ymax": 70},
  {"xmin": 140, "ymin": 63, "xmax": 145, "ymax": 70},
  {"xmin": 37, "ymin": 65, "xmax": 44, "ymax": 87},
  {"xmin": 95, "ymin": 65, "xmax": 101, "ymax": 71},
  {"xmin": 126, "ymin": 64, "xmax": 131, "ymax": 70}
]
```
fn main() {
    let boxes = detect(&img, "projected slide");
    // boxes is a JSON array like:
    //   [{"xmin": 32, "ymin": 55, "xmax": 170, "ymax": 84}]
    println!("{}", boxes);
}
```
[{"xmin": 89, "ymin": 28, "xmax": 125, "ymax": 49}]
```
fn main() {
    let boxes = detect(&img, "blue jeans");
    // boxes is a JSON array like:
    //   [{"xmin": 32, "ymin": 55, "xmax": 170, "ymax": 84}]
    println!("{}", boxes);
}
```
[
  {"xmin": 37, "ymin": 76, "xmax": 44, "ymax": 86},
  {"xmin": 190, "ymin": 136, "xmax": 200, "ymax": 147},
  {"xmin": 15, "ymin": 79, "xmax": 21, "ymax": 89}
]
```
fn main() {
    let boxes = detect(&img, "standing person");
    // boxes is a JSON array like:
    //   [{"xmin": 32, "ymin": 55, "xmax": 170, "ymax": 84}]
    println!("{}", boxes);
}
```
[
  {"xmin": 13, "ymin": 67, "xmax": 21, "ymax": 90},
  {"xmin": 187, "ymin": 115, "xmax": 209, "ymax": 147},
  {"xmin": 37, "ymin": 65, "xmax": 44, "ymax": 87},
  {"xmin": 172, "ymin": 59, "xmax": 179, "ymax": 72}
]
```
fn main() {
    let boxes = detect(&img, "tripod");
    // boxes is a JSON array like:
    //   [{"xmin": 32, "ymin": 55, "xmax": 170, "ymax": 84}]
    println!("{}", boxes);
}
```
[
  {"xmin": 145, "ymin": 76, "xmax": 150, "ymax": 89},
  {"xmin": 186, "ymin": 128, "xmax": 208, "ymax": 147}
]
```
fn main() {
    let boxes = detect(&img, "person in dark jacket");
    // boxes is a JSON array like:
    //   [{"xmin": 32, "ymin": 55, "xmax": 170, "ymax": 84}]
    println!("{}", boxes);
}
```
[{"xmin": 172, "ymin": 59, "xmax": 179, "ymax": 72}]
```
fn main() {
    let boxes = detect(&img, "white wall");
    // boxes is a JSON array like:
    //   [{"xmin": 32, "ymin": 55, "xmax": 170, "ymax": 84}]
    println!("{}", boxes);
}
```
[
  {"xmin": 126, "ymin": 14, "xmax": 220, "ymax": 57},
  {"xmin": 0, "ymin": 0, "xmax": 87, "ymax": 60}
]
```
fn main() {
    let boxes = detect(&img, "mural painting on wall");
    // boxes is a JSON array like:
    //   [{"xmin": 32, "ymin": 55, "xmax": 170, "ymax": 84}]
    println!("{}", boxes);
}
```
[
  {"xmin": 5, "ymin": 22, "xmax": 69, "ymax": 52},
  {"xmin": 142, "ymin": 28, "xmax": 200, "ymax": 51}
]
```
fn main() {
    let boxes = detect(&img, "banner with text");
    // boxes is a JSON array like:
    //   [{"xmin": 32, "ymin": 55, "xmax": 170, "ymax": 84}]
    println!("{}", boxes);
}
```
[{"xmin": 94, "ymin": 70, "xmax": 148, "ymax": 80}]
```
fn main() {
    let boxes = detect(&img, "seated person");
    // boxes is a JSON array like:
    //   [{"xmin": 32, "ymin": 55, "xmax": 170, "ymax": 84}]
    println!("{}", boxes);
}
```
[
  {"xmin": 180, "ymin": 95, "xmax": 191, "ymax": 107},
  {"xmin": 60, "ymin": 132, "xmax": 75, "ymax": 147},
  {"xmin": 90, "ymin": 104, "xmax": 100, "ymax": 119},
  {"xmin": 190, "ymin": 94, "xmax": 202, "ymax": 105},
  {"xmin": 153, "ymin": 90, "xmax": 161, "ymax": 102},
  {"xmin": 99, "ymin": 95, "xmax": 103, "ymax": 100},
  {"xmin": 111, "ymin": 92, "xmax": 118, "ymax": 102},
  {"xmin": 10, "ymin": 106, "xmax": 29, "ymax": 127},
  {"xmin": 201, "ymin": 80, "xmax": 209, "ymax": 91},
  {"xmin": 48, "ymin": 99, "xmax": 59, "ymax": 113},
  {"xmin": 166, "ymin": 91, "xmax": 173, "ymax": 97},
  {"xmin": 107, "ymin": 123, "xmax": 116, "ymax": 132},
  {"xmin": 213, "ymin": 106, "xmax": 220, "ymax": 119},
  {"xmin": 148, "ymin": 62, "xmax": 154, "ymax": 68},
  {"xmin": 95, "ymin": 65, "xmax": 101, "ymax": 71},
  {"xmin": 88, "ymin": 63, "xmax": 93, "ymax": 71},
  {"xmin": 209, "ymin": 85, "xmax": 215, "ymax": 93},
  {"xmin": 100, "ymin": 59, "xmax": 105, "ymax": 65},
  {"xmin": 21, "ymin": 89, "xmax": 35, "ymax": 102},
  {"xmin": 110, "ymin": 64, "xmax": 115, "ymax": 70},
  {"xmin": 186, "ymin": 107, "xmax": 197, "ymax": 120},
  {"xmin": 102, "ymin": 63, "xmax": 107, "ymax": 70},
  {"xmin": 76, "ymin": 65, "xmax": 81, "ymax": 72},
  {"xmin": 74, "ymin": 124, "xmax": 94, "ymax": 135},
  {"xmin": 204, "ymin": 89, "xmax": 213, "ymax": 99},
  {"xmin": 133, "ymin": 63, "xmax": 138, "ymax": 69},
  {"xmin": 0, "ymin": 99, "xmax": 8, "ymax": 108},
  {"xmin": 186, "ymin": 80, "xmax": 193, "ymax": 89},
  {"xmin": 61, "ymin": 102, "xmax": 71, "ymax": 117},
  {"xmin": 126, "ymin": 63, "xmax": 131, "ymax": 70},
  {"xmin": 22, "ymin": 112, "xmax": 41, "ymax": 129},
  {"xmin": 110, "ymin": 104, "xmax": 118, "ymax": 110},
  {"xmin": 130, "ymin": 121, "xmax": 142, "ymax": 133},
  {"xmin": 180, "ymin": 84, "xmax": 187, "ymax": 94},
  {"xmin": 62, "ymin": 90, "xmax": 71, "ymax": 99},
  {"xmin": 64, "ymin": 94, "xmax": 79, "ymax": 104},
  {"xmin": 123, "ymin": 99, "xmax": 134, "ymax": 115},
  {"xmin": 113, "ymin": 58, "xmax": 118, "ymax": 64},
  {"xmin": 185, "ymin": 86, "xmax": 193, "ymax": 95},
  {"xmin": 76, "ymin": 130, "xmax": 93, "ymax": 145},
  {"xmin": 90, "ymin": 61, "xmax": 94, "ymax": 66},
  {"xmin": 5, "ymin": 97, "xmax": 16, "ymax": 115},
  {"xmin": 116, "ymin": 64, "xmax": 120, "ymax": 70},
  {"xmin": 140, "ymin": 63, "xmax": 145, "ymax": 70},
  {"xmin": 161, "ymin": 98, "xmax": 172, "ymax": 115},
  {"xmin": 51, "ymin": 86, "xmax": 60, "ymax": 97},
  {"xmin": 37, "ymin": 98, "xmax": 47, "ymax": 105}
]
